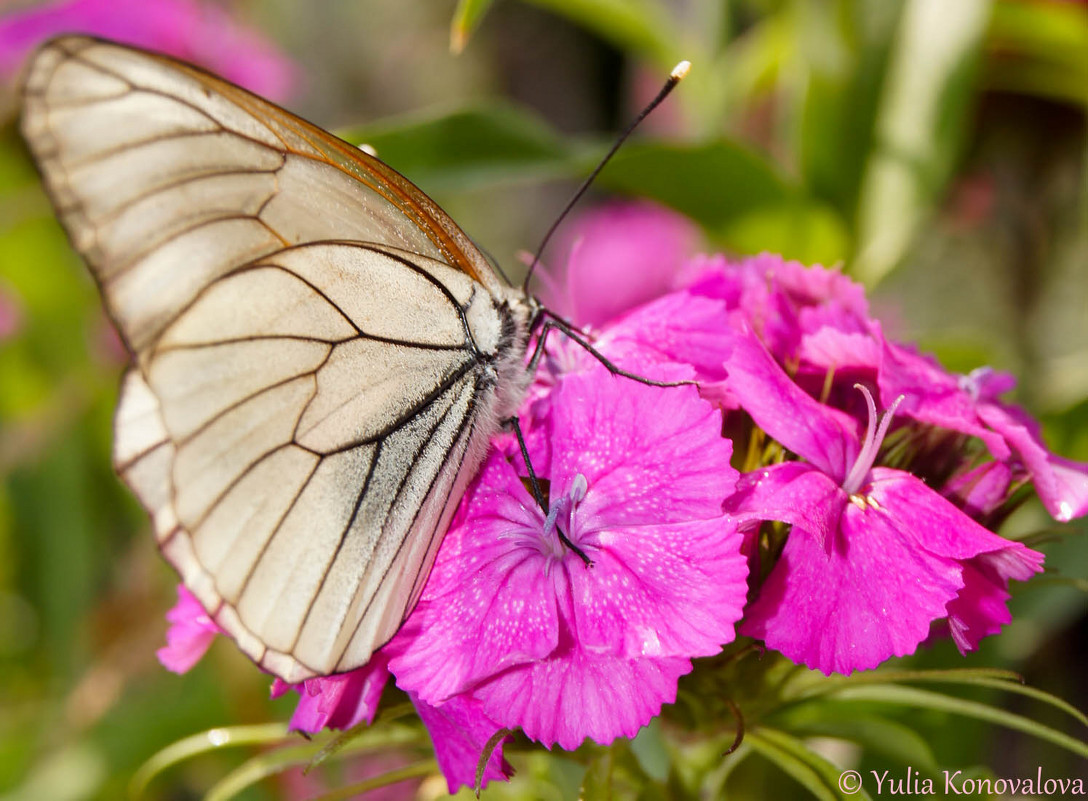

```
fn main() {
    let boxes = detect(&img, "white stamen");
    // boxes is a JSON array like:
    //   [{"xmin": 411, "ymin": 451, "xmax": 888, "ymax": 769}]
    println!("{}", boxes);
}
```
[
  {"xmin": 841, "ymin": 385, "xmax": 904, "ymax": 496},
  {"xmin": 570, "ymin": 473, "xmax": 588, "ymax": 503},
  {"xmin": 543, "ymin": 504, "xmax": 559, "ymax": 538}
]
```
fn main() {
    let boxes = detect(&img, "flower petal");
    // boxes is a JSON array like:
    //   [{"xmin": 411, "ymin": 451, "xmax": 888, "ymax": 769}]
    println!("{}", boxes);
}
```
[
  {"xmin": 977, "ymin": 402, "xmax": 1088, "ymax": 522},
  {"xmin": 545, "ymin": 367, "xmax": 737, "ymax": 528},
  {"xmin": 877, "ymin": 340, "xmax": 1010, "ymax": 459},
  {"xmin": 941, "ymin": 461, "xmax": 1016, "ymax": 520},
  {"xmin": 869, "ymin": 468, "xmax": 1044, "ymax": 562},
  {"xmin": 723, "ymin": 462, "xmax": 846, "ymax": 549},
  {"xmin": 946, "ymin": 546, "xmax": 1044, "ymax": 654},
  {"xmin": 723, "ymin": 327, "xmax": 858, "ymax": 478},
  {"xmin": 798, "ymin": 327, "xmax": 881, "ymax": 374},
  {"xmin": 474, "ymin": 649, "xmax": 691, "ymax": 750},
  {"xmin": 571, "ymin": 517, "xmax": 747, "ymax": 659},
  {"xmin": 684, "ymin": 252, "xmax": 870, "ymax": 363},
  {"xmin": 412, "ymin": 693, "xmax": 513, "ymax": 794},
  {"xmin": 273, "ymin": 653, "xmax": 391, "ymax": 734},
  {"xmin": 539, "ymin": 200, "xmax": 700, "ymax": 328},
  {"xmin": 387, "ymin": 454, "xmax": 559, "ymax": 704},
  {"xmin": 0, "ymin": 0, "xmax": 298, "ymax": 99},
  {"xmin": 742, "ymin": 497, "xmax": 966, "ymax": 675},
  {"xmin": 596, "ymin": 291, "xmax": 735, "ymax": 382},
  {"xmin": 156, "ymin": 585, "xmax": 220, "ymax": 674},
  {"xmin": 0, "ymin": 281, "xmax": 22, "ymax": 342}
]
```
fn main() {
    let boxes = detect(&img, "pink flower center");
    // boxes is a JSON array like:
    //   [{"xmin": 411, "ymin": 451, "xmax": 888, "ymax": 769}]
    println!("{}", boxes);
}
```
[
  {"xmin": 542, "ymin": 473, "xmax": 589, "ymax": 560},
  {"xmin": 842, "ymin": 385, "xmax": 903, "ymax": 497}
]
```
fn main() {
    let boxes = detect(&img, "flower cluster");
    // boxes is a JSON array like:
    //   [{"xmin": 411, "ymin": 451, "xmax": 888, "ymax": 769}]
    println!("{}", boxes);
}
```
[{"xmin": 158, "ymin": 202, "xmax": 1087, "ymax": 792}]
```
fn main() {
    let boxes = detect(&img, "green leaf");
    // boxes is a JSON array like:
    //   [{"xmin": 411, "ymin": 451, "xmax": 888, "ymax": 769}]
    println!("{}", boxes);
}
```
[
  {"xmin": 580, "ymin": 749, "xmax": 615, "ymax": 801},
  {"xmin": 305, "ymin": 761, "xmax": 438, "ymax": 801},
  {"xmin": 3, "ymin": 742, "xmax": 107, "ymax": 801},
  {"xmin": 450, "ymin": 0, "xmax": 498, "ymax": 53},
  {"xmin": 475, "ymin": 727, "xmax": 514, "ymax": 795},
  {"xmin": 720, "ymin": 202, "xmax": 850, "ymax": 265},
  {"xmin": 338, "ymin": 102, "xmax": 575, "ymax": 194},
  {"xmin": 986, "ymin": 0, "xmax": 1088, "ymax": 104},
  {"xmin": 596, "ymin": 139, "xmax": 790, "ymax": 226},
  {"xmin": 335, "ymin": 104, "xmax": 852, "ymax": 261},
  {"xmin": 790, "ymin": 668, "xmax": 1088, "ymax": 730},
  {"xmin": 129, "ymin": 723, "xmax": 289, "ymax": 798},
  {"xmin": 798, "ymin": 0, "xmax": 905, "ymax": 224},
  {"xmin": 597, "ymin": 139, "xmax": 849, "ymax": 262},
  {"xmin": 517, "ymin": 0, "xmax": 682, "ymax": 68},
  {"xmin": 827, "ymin": 684, "xmax": 1088, "ymax": 760},
  {"xmin": 9, "ymin": 435, "xmax": 98, "ymax": 680},
  {"xmin": 203, "ymin": 741, "xmax": 322, "ymax": 801},
  {"xmin": 200, "ymin": 724, "xmax": 429, "ymax": 801},
  {"xmin": 1032, "ymin": 574, "xmax": 1088, "ymax": 593},
  {"xmin": 774, "ymin": 710, "xmax": 939, "ymax": 775},
  {"xmin": 629, "ymin": 718, "xmax": 670, "ymax": 782},
  {"xmin": 791, "ymin": 667, "xmax": 1024, "ymax": 700},
  {"xmin": 940, "ymin": 678, "xmax": 1088, "ymax": 730},
  {"xmin": 852, "ymin": 0, "xmax": 990, "ymax": 285},
  {"xmin": 306, "ymin": 702, "xmax": 417, "ymax": 774},
  {"xmin": 746, "ymin": 727, "xmax": 873, "ymax": 801}
]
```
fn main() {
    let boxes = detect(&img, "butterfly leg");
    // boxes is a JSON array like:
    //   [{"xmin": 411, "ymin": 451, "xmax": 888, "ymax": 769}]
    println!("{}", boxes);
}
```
[
  {"xmin": 505, "ymin": 416, "xmax": 592, "ymax": 567},
  {"xmin": 528, "ymin": 314, "xmax": 693, "ymax": 389}
]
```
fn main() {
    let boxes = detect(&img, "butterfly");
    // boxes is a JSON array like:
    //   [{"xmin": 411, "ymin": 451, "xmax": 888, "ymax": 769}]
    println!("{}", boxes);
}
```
[{"xmin": 19, "ymin": 35, "xmax": 539, "ymax": 683}]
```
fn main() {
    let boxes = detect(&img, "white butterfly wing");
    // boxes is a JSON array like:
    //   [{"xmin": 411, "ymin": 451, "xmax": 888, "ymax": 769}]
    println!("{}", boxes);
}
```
[
  {"xmin": 21, "ymin": 35, "xmax": 506, "ymax": 357},
  {"xmin": 21, "ymin": 36, "xmax": 530, "ymax": 682}
]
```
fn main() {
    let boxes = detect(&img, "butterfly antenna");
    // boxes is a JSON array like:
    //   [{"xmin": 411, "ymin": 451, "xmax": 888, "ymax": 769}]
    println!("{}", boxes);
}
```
[{"xmin": 521, "ymin": 60, "xmax": 691, "ymax": 295}]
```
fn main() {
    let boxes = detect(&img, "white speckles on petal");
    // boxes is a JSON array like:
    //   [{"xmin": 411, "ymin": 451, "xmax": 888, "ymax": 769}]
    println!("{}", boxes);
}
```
[{"xmin": 638, "ymin": 627, "xmax": 662, "ymax": 656}]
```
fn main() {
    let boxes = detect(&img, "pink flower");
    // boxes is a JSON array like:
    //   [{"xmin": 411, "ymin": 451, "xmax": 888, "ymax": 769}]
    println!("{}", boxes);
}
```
[
  {"xmin": 157, "ymin": 585, "xmax": 221, "ymax": 673},
  {"xmin": 412, "ymin": 694, "xmax": 513, "ymax": 794},
  {"xmin": 683, "ymin": 252, "xmax": 872, "ymax": 366},
  {"xmin": 945, "ymin": 548, "xmax": 1041, "ymax": 654},
  {"xmin": 721, "ymin": 330, "xmax": 1044, "ymax": 674},
  {"xmin": 386, "ymin": 365, "xmax": 747, "ymax": 749},
  {"xmin": 877, "ymin": 345, "xmax": 1088, "ymax": 523},
  {"xmin": 536, "ymin": 200, "xmax": 701, "ymax": 329},
  {"xmin": 0, "ymin": 0, "xmax": 297, "ymax": 100},
  {"xmin": 270, "ymin": 654, "xmax": 391, "ymax": 733},
  {"xmin": 577, "ymin": 252, "xmax": 878, "ymax": 410},
  {"xmin": 633, "ymin": 252, "xmax": 1088, "ymax": 528},
  {"xmin": 941, "ymin": 461, "xmax": 1016, "ymax": 523}
]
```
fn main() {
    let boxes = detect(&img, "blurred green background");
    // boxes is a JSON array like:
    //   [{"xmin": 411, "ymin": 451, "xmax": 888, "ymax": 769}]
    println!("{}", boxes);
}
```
[{"xmin": 0, "ymin": 0, "xmax": 1086, "ymax": 798}]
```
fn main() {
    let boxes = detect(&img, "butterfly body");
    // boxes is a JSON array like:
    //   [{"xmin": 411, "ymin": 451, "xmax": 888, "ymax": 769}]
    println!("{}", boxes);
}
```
[{"xmin": 21, "ymin": 35, "xmax": 534, "ymax": 682}]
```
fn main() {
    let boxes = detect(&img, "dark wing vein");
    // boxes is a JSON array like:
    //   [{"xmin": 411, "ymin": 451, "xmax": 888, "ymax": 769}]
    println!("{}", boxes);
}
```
[
  {"xmin": 400, "ymin": 389, "xmax": 485, "ymax": 614},
  {"xmin": 217, "ymin": 454, "xmax": 324, "ymax": 608},
  {"xmin": 334, "ymin": 377, "xmax": 481, "ymax": 668},
  {"xmin": 104, "ymin": 212, "xmax": 285, "ymax": 283},
  {"xmin": 301, "ymin": 376, "xmax": 471, "ymax": 656}
]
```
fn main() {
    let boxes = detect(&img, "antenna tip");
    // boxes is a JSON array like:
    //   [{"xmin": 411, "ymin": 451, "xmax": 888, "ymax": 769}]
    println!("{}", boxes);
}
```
[{"xmin": 671, "ymin": 60, "xmax": 691, "ymax": 81}]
